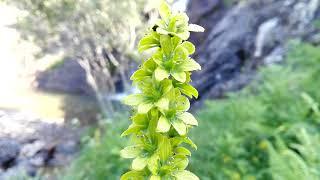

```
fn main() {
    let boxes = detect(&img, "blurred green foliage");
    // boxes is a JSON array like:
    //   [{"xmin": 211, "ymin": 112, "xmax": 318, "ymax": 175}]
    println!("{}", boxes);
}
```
[
  {"xmin": 189, "ymin": 42, "xmax": 320, "ymax": 179},
  {"xmin": 63, "ymin": 42, "xmax": 320, "ymax": 180},
  {"xmin": 63, "ymin": 117, "xmax": 130, "ymax": 180}
]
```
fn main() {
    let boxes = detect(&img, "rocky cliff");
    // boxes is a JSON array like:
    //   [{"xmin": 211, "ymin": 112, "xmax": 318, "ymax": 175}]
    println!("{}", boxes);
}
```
[{"xmin": 188, "ymin": 0, "xmax": 320, "ymax": 102}]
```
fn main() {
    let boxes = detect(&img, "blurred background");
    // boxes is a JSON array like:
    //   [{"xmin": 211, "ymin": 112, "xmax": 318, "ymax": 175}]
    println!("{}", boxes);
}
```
[{"xmin": 0, "ymin": 0, "xmax": 319, "ymax": 179}]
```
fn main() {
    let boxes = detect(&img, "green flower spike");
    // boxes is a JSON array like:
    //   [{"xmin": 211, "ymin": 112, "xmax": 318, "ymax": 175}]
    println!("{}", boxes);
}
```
[{"xmin": 121, "ymin": 1, "xmax": 204, "ymax": 179}]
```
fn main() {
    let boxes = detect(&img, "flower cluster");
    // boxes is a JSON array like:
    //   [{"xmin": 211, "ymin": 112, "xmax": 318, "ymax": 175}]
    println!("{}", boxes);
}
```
[{"xmin": 121, "ymin": 1, "xmax": 204, "ymax": 179}]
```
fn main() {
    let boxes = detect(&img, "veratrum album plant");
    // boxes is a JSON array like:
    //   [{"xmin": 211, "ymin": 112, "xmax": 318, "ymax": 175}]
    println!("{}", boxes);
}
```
[{"xmin": 121, "ymin": 1, "xmax": 204, "ymax": 179}]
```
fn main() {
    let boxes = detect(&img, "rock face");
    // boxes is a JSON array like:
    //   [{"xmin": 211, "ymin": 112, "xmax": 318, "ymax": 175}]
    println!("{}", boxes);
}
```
[
  {"xmin": 0, "ymin": 110, "xmax": 81, "ymax": 178},
  {"xmin": 187, "ymin": 0, "xmax": 227, "ymax": 46},
  {"xmin": 187, "ymin": 0, "xmax": 320, "ymax": 102},
  {"xmin": 36, "ymin": 59, "xmax": 94, "ymax": 95}
]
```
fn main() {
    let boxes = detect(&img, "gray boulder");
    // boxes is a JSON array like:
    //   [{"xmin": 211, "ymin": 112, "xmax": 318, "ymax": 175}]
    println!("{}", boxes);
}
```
[
  {"xmin": 0, "ymin": 139, "xmax": 20, "ymax": 169},
  {"xmin": 35, "ymin": 59, "xmax": 95, "ymax": 96}
]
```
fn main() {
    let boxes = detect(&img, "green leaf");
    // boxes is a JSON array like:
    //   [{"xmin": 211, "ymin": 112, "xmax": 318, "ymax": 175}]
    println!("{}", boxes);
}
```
[
  {"xmin": 155, "ymin": 67, "xmax": 169, "ymax": 81},
  {"xmin": 155, "ymin": 98, "xmax": 169, "ymax": 111},
  {"xmin": 172, "ymin": 71, "xmax": 186, "ymax": 82},
  {"xmin": 172, "ymin": 156, "xmax": 189, "ymax": 170},
  {"xmin": 148, "ymin": 154, "xmax": 160, "ymax": 175},
  {"xmin": 121, "ymin": 170, "xmax": 145, "ymax": 180},
  {"xmin": 178, "ymin": 112, "xmax": 198, "ymax": 126},
  {"xmin": 184, "ymin": 138, "xmax": 197, "ymax": 150},
  {"xmin": 175, "ymin": 147, "xmax": 191, "ymax": 156},
  {"xmin": 180, "ymin": 59, "xmax": 201, "ymax": 72},
  {"xmin": 132, "ymin": 114, "xmax": 149, "ymax": 126},
  {"xmin": 121, "ymin": 125, "xmax": 141, "ymax": 137},
  {"xmin": 172, "ymin": 36, "xmax": 182, "ymax": 48},
  {"xmin": 188, "ymin": 24, "xmax": 205, "ymax": 32},
  {"xmin": 176, "ymin": 96, "xmax": 190, "ymax": 112},
  {"xmin": 150, "ymin": 175, "xmax": 161, "ymax": 180},
  {"xmin": 138, "ymin": 103, "xmax": 154, "ymax": 114},
  {"xmin": 172, "ymin": 119, "xmax": 187, "ymax": 135},
  {"xmin": 158, "ymin": 136, "xmax": 172, "ymax": 162},
  {"xmin": 173, "ymin": 170, "xmax": 199, "ymax": 180},
  {"xmin": 152, "ymin": 51, "xmax": 164, "ymax": 66},
  {"xmin": 123, "ymin": 94, "xmax": 145, "ymax": 106},
  {"xmin": 171, "ymin": 137, "xmax": 197, "ymax": 150},
  {"xmin": 156, "ymin": 27, "xmax": 169, "ymax": 35},
  {"xmin": 159, "ymin": 1, "xmax": 171, "ymax": 20},
  {"xmin": 160, "ymin": 35, "xmax": 173, "ymax": 57},
  {"xmin": 168, "ymin": 16, "xmax": 177, "ymax": 32},
  {"xmin": 160, "ymin": 79, "xmax": 173, "ymax": 94},
  {"xmin": 131, "ymin": 69, "xmax": 148, "ymax": 81},
  {"xmin": 175, "ymin": 31, "xmax": 190, "ymax": 40},
  {"xmin": 181, "ymin": 41, "xmax": 195, "ymax": 54},
  {"xmin": 174, "ymin": 45, "xmax": 188, "ymax": 61},
  {"xmin": 301, "ymin": 92, "xmax": 320, "ymax": 115},
  {"xmin": 178, "ymin": 84, "xmax": 198, "ymax": 99},
  {"xmin": 138, "ymin": 34, "xmax": 160, "ymax": 52},
  {"xmin": 132, "ymin": 156, "xmax": 148, "ymax": 171},
  {"xmin": 156, "ymin": 115, "xmax": 171, "ymax": 133},
  {"xmin": 144, "ymin": 59, "xmax": 157, "ymax": 71},
  {"xmin": 120, "ymin": 146, "xmax": 142, "ymax": 159},
  {"xmin": 176, "ymin": 13, "xmax": 189, "ymax": 24}
]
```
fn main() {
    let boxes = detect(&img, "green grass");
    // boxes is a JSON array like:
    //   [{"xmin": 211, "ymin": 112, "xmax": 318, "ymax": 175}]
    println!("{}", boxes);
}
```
[{"xmin": 62, "ymin": 42, "xmax": 320, "ymax": 180}]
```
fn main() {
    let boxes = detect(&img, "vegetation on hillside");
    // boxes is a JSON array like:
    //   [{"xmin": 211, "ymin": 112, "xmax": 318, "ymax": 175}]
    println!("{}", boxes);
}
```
[{"xmin": 63, "ymin": 41, "xmax": 320, "ymax": 180}]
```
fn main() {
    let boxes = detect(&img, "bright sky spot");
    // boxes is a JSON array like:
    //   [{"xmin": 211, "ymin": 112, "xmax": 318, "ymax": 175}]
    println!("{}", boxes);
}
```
[{"xmin": 172, "ymin": 0, "xmax": 189, "ymax": 12}]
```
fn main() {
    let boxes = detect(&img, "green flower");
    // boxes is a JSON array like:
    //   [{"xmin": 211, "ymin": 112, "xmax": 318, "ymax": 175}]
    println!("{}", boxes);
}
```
[
  {"xmin": 121, "ymin": 1, "xmax": 204, "ymax": 179},
  {"xmin": 123, "ymin": 79, "xmax": 173, "ymax": 114},
  {"xmin": 120, "ymin": 134, "xmax": 159, "ymax": 171},
  {"xmin": 153, "ymin": 35, "xmax": 201, "ymax": 83},
  {"xmin": 155, "ymin": 2, "xmax": 204, "ymax": 40},
  {"xmin": 156, "ymin": 89, "xmax": 198, "ymax": 136}
]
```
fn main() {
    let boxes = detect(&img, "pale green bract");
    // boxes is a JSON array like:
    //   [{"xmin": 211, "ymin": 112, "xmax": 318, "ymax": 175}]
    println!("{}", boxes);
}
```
[{"xmin": 121, "ymin": 1, "xmax": 204, "ymax": 179}]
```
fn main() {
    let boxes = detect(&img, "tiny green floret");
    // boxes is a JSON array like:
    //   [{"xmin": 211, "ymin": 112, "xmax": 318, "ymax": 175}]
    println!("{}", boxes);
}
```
[{"xmin": 121, "ymin": 1, "xmax": 204, "ymax": 179}]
